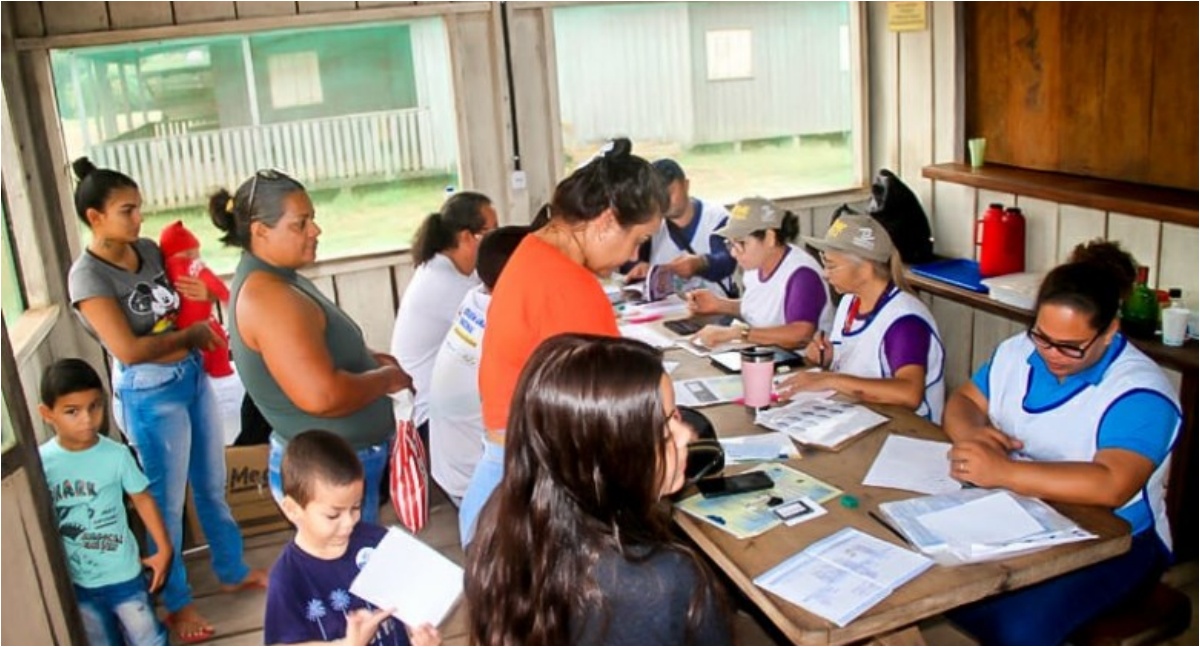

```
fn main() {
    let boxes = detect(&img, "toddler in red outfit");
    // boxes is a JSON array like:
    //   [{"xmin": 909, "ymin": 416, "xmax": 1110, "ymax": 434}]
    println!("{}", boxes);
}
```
[{"xmin": 159, "ymin": 220, "xmax": 234, "ymax": 377}]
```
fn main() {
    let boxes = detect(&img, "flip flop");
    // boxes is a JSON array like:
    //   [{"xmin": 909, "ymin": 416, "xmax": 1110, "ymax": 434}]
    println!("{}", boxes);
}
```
[{"xmin": 165, "ymin": 610, "xmax": 215, "ymax": 645}]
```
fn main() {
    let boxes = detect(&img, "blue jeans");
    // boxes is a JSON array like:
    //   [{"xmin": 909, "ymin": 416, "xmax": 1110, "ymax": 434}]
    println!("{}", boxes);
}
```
[
  {"xmin": 75, "ymin": 575, "xmax": 167, "ymax": 646},
  {"xmin": 113, "ymin": 352, "xmax": 249, "ymax": 613},
  {"xmin": 458, "ymin": 439, "xmax": 505, "ymax": 547},
  {"xmin": 948, "ymin": 530, "xmax": 1171, "ymax": 645},
  {"xmin": 268, "ymin": 434, "xmax": 390, "ymax": 524}
]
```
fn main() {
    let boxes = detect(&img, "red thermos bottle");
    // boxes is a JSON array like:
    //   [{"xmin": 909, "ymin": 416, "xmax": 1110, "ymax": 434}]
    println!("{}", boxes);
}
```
[{"xmin": 977, "ymin": 204, "xmax": 1026, "ymax": 277}]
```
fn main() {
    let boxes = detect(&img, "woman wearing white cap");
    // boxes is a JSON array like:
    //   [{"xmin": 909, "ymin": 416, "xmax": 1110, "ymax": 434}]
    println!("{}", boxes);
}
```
[
  {"xmin": 687, "ymin": 197, "xmax": 834, "ymax": 350},
  {"xmin": 777, "ymin": 213, "xmax": 946, "ymax": 422}
]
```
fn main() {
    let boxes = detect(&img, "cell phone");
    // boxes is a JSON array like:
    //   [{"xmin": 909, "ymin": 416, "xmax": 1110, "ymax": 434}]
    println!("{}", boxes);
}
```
[
  {"xmin": 709, "ymin": 347, "xmax": 805, "ymax": 373},
  {"xmin": 696, "ymin": 471, "xmax": 775, "ymax": 499}
]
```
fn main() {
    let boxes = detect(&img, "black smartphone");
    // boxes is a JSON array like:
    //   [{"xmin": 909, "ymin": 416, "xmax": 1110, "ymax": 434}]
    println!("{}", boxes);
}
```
[{"xmin": 696, "ymin": 471, "xmax": 774, "ymax": 499}]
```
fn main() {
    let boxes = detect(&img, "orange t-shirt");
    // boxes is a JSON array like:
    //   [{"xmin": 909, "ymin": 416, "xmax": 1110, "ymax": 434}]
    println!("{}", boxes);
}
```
[{"xmin": 479, "ymin": 235, "xmax": 619, "ymax": 431}]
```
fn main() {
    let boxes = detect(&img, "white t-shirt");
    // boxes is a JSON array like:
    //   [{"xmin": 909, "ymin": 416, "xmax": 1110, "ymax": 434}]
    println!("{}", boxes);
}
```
[
  {"xmin": 427, "ymin": 286, "xmax": 491, "ymax": 498},
  {"xmin": 390, "ymin": 253, "xmax": 480, "ymax": 427}
]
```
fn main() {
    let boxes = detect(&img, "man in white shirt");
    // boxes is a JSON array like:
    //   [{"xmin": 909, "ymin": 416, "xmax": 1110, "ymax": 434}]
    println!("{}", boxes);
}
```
[
  {"xmin": 390, "ymin": 192, "xmax": 497, "ymax": 439},
  {"xmin": 426, "ymin": 226, "xmax": 530, "ymax": 504},
  {"xmin": 624, "ymin": 159, "xmax": 739, "ymax": 297}
]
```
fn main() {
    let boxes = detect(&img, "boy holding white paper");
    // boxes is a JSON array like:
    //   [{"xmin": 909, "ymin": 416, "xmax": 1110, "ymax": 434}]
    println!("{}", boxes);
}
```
[{"xmin": 264, "ymin": 430, "xmax": 441, "ymax": 646}]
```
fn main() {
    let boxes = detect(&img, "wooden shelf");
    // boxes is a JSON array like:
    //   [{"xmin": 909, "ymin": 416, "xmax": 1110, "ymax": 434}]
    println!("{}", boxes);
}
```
[
  {"xmin": 906, "ymin": 270, "xmax": 1198, "ymax": 374},
  {"xmin": 922, "ymin": 163, "xmax": 1199, "ymax": 228}
]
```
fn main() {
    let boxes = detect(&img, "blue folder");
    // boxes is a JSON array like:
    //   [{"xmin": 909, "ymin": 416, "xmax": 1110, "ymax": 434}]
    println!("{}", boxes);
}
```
[{"xmin": 911, "ymin": 259, "xmax": 988, "ymax": 293}]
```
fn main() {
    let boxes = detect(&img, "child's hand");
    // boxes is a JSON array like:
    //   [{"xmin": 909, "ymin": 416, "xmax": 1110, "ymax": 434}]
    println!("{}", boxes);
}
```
[
  {"xmin": 407, "ymin": 623, "xmax": 441, "ymax": 646},
  {"xmin": 142, "ymin": 548, "xmax": 172, "ymax": 592},
  {"xmin": 341, "ymin": 607, "xmax": 394, "ymax": 646},
  {"xmin": 175, "ymin": 276, "xmax": 211, "ymax": 302}
]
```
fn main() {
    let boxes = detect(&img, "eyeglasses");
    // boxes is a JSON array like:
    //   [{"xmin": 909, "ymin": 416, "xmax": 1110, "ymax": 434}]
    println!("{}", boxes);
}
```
[
  {"xmin": 1027, "ymin": 327, "xmax": 1102, "ymax": 360},
  {"xmin": 246, "ymin": 168, "xmax": 287, "ymax": 217}
]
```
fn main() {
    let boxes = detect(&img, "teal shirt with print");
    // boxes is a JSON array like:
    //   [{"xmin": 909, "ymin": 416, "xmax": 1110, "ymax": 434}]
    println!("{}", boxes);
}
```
[{"xmin": 39, "ymin": 435, "xmax": 150, "ymax": 588}]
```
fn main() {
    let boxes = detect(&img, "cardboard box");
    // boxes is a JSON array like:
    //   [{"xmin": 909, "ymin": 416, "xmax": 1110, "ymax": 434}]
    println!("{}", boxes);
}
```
[{"xmin": 185, "ymin": 445, "xmax": 290, "ymax": 547}]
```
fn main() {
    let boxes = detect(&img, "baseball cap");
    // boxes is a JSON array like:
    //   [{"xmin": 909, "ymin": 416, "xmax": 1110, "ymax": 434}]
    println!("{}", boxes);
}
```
[
  {"xmin": 802, "ymin": 213, "xmax": 895, "ymax": 263},
  {"xmin": 713, "ymin": 197, "xmax": 785, "ymax": 240},
  {"xmin": 652, "ymin": 158, "xmax": 687, "ymax": 184}
]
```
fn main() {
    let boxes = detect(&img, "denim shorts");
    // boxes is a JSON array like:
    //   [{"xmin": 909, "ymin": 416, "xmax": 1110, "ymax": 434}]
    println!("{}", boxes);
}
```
[{"xmin": 75, "ymin": 575, "xmax": 167, "ymax": 646}]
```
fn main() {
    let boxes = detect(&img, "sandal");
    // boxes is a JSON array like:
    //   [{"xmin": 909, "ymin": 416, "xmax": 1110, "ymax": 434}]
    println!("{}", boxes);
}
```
[
  {"xmin": 165, "ymin": 606, "xmax": 215, "ymax": 645},
  {"xmin": 218, "ymin": 568, "xmax": 269, "ymax": 594}
]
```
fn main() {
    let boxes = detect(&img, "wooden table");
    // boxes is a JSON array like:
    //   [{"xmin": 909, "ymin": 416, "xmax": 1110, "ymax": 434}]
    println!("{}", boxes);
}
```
[{"xmin": 665, "ymin": 346, "xmax": 1132, "ymax": 646}]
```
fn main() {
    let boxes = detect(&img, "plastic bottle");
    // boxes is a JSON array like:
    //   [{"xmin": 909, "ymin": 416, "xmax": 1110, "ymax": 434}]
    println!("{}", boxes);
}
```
[
  {"xmin": 1000, "ymin": 207, "xmax": 1026, "ymax": 275},
  {"xmin": 1161, "ymin": 288, "xmax": 1189, "ymax": 347},
  {"xmin": 1121, "ymin": 266, "xmax": 1159, "ymax": 339},
  {"xmin": 976, "ymin": 203, "xmax": 1007, "ymax": 277}
]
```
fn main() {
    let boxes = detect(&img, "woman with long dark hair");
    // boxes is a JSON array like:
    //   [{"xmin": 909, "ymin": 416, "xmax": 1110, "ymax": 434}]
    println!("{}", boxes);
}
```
[
  {"xmin": 461, "ymin": 138, "xmax": 668, "ymax": 544},
  {"xmin": 465, "ymin": 334, "xmax": 731, "ymax": 645},
  {"xmin": 943, "ymin": 240, "xmax": 1179, "ymax": 645},
  {"xmin": 67, "ymin": 158, "xmax": 261, "ymax": 643}
]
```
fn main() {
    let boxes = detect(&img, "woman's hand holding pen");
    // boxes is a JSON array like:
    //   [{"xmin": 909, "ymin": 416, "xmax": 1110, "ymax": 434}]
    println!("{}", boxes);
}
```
[
  {"xmin": 805, "ymin": 331, "xmax": 833, "ymax": 369},
  {"xmin": 684, "ymin": 289, "xmax": 719, "ymax": 314}
]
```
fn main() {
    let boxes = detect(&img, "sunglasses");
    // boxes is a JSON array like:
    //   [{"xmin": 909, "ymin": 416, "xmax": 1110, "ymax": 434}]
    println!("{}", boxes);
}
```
[
  {"xmin": 1027, "ymin": 327, "xmax": 1103, "ymax": 360},
  {"xmin": 246, "ymin": 168, "xmax": 288, "ymax": 217}
]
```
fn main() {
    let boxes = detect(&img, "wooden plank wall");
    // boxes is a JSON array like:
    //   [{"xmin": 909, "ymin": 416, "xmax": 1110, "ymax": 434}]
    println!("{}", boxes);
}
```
[
  {"xmin": 965, "ymin": 2, "xmax": 1199, "ymax": 191},
  {"xmin": 1, "ymin": 469, "xmax": 74, "ymax": 644}
]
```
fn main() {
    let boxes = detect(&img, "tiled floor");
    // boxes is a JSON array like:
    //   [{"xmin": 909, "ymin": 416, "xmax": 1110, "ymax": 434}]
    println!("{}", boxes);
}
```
[{"xmin": 182, "ymin": 491, "xmax": 1198, "ymax": 646}]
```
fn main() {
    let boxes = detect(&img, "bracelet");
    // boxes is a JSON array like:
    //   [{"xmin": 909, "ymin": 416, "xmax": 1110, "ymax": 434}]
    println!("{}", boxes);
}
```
[{"xmin": 737, "ymin": 322, "xmax": 751, "ymax": 341}]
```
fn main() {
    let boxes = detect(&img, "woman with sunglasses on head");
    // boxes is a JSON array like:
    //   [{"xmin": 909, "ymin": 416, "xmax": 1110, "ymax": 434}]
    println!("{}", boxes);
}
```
[
  {"xmin": 941, "ymin": 240, "xmax": 1179, "ymax": 646},
  {"xmin": 209, "ymin": 171, "xmax": 411, "ymax": 524},
  {"xmin": 67, "ymin": 158, "xmax": 263, "ymax": 644},
  {"xmin": 462, "ymin": 138, "xmax": 667, "ymax": 546},
  {"xmin": 466, "ymin": 333, "xmax": 731, "ymax": 645},
  {"xmin": 777, "ymin": 213, "xmax": 946, "ymax": 422},
  {"xmin": 687, "ymin": 197, "xmax": 834, "ymax": 350}
]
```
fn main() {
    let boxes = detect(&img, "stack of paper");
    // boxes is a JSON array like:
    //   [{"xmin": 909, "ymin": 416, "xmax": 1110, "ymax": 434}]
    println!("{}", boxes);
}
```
[
  {"xmin": 878, "ymin": 489, "xmax": 1097, "ymax": 565},
  {"xmin": 862, "ymin": 434, "xmax": 962, "ymax": 495},
  {"xmin": 755, "ymin": 398, "xmax": 889, "ymax": 449},
  {"xmin": 719, "ymin": 432, "xmax": 800, "ymax": 463},
  {"xmin": 754, "ymin": 528, "xmax": 933, "ymax": 627},
  {"xmin": 349, "ymin": 528, "xmax": 464, "ymax": 627},
  {"xmin": 674, "ymin": 463, "xmax": 842, "ymax": 539}
]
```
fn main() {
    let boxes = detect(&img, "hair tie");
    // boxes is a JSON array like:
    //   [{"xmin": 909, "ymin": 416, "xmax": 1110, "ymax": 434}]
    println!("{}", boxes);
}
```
[{"xmin": 225, "ymin": 198, "xmax": 235, "ymax": 214}]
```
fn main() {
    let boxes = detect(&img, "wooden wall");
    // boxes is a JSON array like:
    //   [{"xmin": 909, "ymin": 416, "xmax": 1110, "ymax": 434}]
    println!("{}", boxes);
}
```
[{"xmin": 965, "ymin": 2, "xmax": 1199, "ymax": 191}]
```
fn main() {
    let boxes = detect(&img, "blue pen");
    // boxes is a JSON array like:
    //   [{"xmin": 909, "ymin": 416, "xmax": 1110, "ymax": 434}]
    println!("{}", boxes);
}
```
[{"xmin": 706, "ymin": 515, "xmax": 726, "ymax": 526}]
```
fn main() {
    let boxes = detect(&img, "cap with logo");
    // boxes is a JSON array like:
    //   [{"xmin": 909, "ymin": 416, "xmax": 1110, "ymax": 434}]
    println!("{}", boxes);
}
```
[
  {"xmin": 802, "ymin": 213, "xmax": 895, "ymax": 263},
  {"xmin": 713, "ymin": 197, "xmax": 786, "ymax": 240}
]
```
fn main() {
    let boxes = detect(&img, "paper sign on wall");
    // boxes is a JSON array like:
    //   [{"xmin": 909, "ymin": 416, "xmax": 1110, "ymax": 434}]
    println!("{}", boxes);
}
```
[{"xmin": 888, "ymin": 2, "xmax": 928, "ymax": 32}]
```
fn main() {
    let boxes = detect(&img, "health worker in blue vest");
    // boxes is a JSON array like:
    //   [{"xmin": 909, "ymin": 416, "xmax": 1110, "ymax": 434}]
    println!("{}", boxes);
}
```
[{"xmin": 942, "ymin": 240, "xmax": 1180, "ymax": 646}]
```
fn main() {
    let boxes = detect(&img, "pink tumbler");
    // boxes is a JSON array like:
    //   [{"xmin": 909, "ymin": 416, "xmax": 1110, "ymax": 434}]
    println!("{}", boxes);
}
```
[{"xmin": 741, "ymin": 347, "xmax": 775, "ymax": 409}]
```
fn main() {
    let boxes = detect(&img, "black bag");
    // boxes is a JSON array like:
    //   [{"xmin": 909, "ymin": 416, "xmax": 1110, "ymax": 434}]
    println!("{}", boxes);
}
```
[
  {"xmin": 831, "ymin": 170, "xmax": 935, "ymax": 264},
  {"xmin": 866, "ymin": 169, "xmax": 934, "ymax": 264},
  {"xmin": 679, "ymin": 407, "xmax": 725, "ymax": 483}
]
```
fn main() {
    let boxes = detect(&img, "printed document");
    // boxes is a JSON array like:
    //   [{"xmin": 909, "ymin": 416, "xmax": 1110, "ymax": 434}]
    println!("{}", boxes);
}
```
[
  {"xmin": 350, "ymin": 528, "xmax": 463, "ymax": 627},
  {"xmin": 863, "ymin": 435, "xmax": 962, "ymax": 495}
]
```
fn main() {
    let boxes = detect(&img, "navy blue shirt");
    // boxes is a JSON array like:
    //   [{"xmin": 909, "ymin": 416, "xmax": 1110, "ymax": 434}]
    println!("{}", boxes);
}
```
[{"xmin": 264, "ymin": 522, "xmax": 410, "ymax": 646}]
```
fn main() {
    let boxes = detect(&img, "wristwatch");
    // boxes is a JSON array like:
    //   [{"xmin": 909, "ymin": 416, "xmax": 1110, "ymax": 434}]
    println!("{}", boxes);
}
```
[{"xmin": 736, "ymin": 322, "xmax": 751, "ymax": 341}]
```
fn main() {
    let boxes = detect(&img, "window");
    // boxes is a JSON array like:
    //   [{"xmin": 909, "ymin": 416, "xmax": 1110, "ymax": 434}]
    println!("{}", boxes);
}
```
[
  {"xmin": 705, "ymin": 30, "xmax": 753, "ymax": 81},
  {"xmin": 553, "ymin": 2, "xmax": 861, "ymax": 204},
  {"xmin": 268, "ymin": 51, "xmax": 324, "ymax": 109},
  {"xmin": 49, "ymin": 18, "xmax": 460, "ymax": 273},
  {"xmin": 1, "ymin": 193, "xmax": 25, "ymax": 329}
]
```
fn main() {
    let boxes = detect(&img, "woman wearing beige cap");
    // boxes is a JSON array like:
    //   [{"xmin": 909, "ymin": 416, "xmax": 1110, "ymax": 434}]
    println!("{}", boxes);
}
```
[
  {"xmin": 687, "ymin": 197, "xmax": 834, "ymax": 349},
  {"xmin": 777, "ymin": 213, "xmax": 946, "ymax": 422}
]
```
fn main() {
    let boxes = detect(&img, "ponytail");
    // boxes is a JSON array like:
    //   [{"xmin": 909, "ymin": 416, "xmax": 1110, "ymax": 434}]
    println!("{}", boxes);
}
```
[
  {"xmin": 208, "ymin": 188, "xmax": 242, "ymax": 248},
  {"xmin": 888, "ymin": 250, "xmax": 911, "ymax": 293},
  {"xmin": 411, "ymin": 191, "xmax": 492, "ymax": 266},
  {"xmin": 411, "ymin": 213, "xmax": 454, "ymax": 266},
  {"xmin": 71, "ymin": 156, "xmax": 138, "ymax": 227}
]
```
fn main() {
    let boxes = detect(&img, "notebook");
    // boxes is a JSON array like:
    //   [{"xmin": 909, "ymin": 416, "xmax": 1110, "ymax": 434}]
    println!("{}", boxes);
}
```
[{"xmin": 911, "ymin": 259, "xmax": 988, "ymax": 293}]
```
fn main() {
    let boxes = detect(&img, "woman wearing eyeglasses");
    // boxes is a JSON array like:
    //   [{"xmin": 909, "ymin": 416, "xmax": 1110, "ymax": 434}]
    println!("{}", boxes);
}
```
[
  {"xmin": 68, "ymin": 158, "xmax": 263, "ymax": 643},
  {"xmin": 941, "ymin": 241, "xmax": 1179, "ymax": 646},
  {"xmin": 687, "ymin": 197, "xmax": 834, "ymax": 349},
  {"xmin": 466, "ymin": 334, "xmax": 730, "ymax": 645},
  {"xmin": 209, "ymin": 171, "xmax": 411, "ymax": 524},
  {"xmin": 776, "ymin": 213, "xmax": 946, "ymax": 422}
]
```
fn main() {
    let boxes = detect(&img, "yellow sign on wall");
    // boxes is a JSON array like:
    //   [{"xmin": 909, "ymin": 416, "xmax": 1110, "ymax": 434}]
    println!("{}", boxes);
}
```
[{"xmin": 888, "ymin": 1, "xmax": 928, "ymax": 32}]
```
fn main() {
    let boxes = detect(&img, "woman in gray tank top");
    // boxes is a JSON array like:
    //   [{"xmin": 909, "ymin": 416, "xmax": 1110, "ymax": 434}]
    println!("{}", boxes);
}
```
[
  {"xmin": 66, "ymin": 158, "xmax": 263, "ymax": 643},
  {"xmin": 209, "ymin": 170, "xmax": 411, "ymax": 524}
]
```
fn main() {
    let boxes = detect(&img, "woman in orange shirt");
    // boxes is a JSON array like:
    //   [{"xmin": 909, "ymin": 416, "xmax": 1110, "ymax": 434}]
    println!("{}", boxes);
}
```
[{"xmin": 460, "ymin": 138, "xmax": 667, "ymax": 545}]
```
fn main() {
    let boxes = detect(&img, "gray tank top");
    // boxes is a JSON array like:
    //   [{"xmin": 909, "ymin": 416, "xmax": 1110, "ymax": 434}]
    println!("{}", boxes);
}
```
[{"xmin": 229, "ymin": 252, "xmax": 394, "ymax": 449}]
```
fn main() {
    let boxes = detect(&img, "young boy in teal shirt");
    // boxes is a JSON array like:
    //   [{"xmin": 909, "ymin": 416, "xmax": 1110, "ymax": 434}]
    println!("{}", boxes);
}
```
[{"xmin": 37, "ymin": 359, "xmax": 172, "ymax": 646}]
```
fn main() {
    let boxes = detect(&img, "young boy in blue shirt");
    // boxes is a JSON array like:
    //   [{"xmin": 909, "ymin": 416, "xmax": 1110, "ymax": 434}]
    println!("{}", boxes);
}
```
[
  {"xmin": 37, "ymin": 359, "xmax": 172, "ymax": 646},
  {"xmin": 265, "ymin": 430, "xmax": 441, "ymax": 646}
]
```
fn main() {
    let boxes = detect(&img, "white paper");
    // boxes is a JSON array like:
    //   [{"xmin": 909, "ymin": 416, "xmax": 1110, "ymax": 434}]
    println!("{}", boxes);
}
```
[
  {"xmin": 863, "ymin": 435, "xmax": 962, "ymax": 495},
  {"xmin": 663, "ymin": 360, "xmax": 680, "ymax": 375},
  {"xmin": 673, "ymin": 374, "xmax": 744, "ymax": 407},
  {"xmin": 720, "ymin": 432, "xmax": 799, "ymax": 462},
  {"xmin": 349, "ymin": 528, "xmax": 463, "ymax": 627},
  {"xmin": 618, "ymin": 323, "xmax": 676, "ymax": 349},
  {"xmin": 916, "ymin": 492, "xmax": 1044, "ymax": 547},
  {"xmin": 754, "ymin": 528, "xmax": 933, "ymax": 627},
  {"xmin": 755, "ymin": 398, "xmax": 889, "ymax": 449}
]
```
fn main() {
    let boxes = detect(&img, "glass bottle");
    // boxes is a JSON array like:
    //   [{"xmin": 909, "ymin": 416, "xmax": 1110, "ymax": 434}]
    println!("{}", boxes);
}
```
[{"xmin": 1121, "ymin": 266, "xmax": 1159, "ymax": 339}]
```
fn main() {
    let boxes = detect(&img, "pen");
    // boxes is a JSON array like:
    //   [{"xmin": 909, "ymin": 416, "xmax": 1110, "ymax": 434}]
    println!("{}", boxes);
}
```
[{"xmin": 868, "ymin": 511, "xmax": 910, "ymax": 546}]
